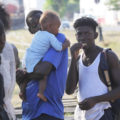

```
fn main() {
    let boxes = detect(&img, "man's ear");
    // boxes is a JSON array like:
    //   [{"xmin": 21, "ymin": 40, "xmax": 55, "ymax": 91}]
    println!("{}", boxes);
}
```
[{"xmin": 94, "ymin": 32, "xmax": 98, "ymax": 39}]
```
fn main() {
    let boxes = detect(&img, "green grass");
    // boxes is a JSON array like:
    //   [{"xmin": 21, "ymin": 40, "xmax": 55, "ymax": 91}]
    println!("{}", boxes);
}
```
[{"xmin": 7, "ymin": 29, "xmax": 120, "ymax": 108}]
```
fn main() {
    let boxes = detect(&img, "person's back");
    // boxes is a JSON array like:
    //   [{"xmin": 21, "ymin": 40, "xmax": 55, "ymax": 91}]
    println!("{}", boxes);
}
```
[
  {"xmin": 25, "ymin": 10, "xmax": 70, "ymax": 102},
  {"xmin": 22, "ymin": 32, "xmax": 68, "ymax": 120},
  {"xmin": 25, "ymin": 10, "xmax": 69, "ymax": 73},
  {"xmin": 18, "ymin": 10, "xmax": 69, "ymax": 120},
  {"xmin": 17, "ymin": 10, "xmax": 44, "ymax": 101},
  {"xmin": 26, "ymin": 30, "xmax": 62, "ymax": 73}
]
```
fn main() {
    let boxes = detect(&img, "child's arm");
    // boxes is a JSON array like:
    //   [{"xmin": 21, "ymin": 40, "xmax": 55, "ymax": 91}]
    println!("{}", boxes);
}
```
[
  {"xmin": 26, "ymin": 72, "xmax": 44, "ymax": 80},
  {"xmin": 62, "ymin": 39, "xmax": 70, "ymax": 50},
  {"xmin": 50, "ymin": 34, "xmax": 70, "ymax": 51}
]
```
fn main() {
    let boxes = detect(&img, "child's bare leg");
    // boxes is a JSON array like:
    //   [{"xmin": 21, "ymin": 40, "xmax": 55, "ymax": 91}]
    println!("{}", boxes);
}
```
[{"xmin": 37, "ymin": 76, "xmax": 47, "ymax": 102}]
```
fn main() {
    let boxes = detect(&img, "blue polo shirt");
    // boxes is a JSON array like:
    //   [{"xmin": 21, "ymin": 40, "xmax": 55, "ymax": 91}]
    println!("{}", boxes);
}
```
[{"xmin": 22, "ymin": 33, "xmax": 68, "ymax": 120}]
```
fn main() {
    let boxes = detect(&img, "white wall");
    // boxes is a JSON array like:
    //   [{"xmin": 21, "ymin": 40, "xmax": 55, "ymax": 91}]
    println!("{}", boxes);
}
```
[
  {"xmin": 23, "ymin": 0, "xmax": 46, "ymax": 19},
  {"xmin": 79, "ymin": 0, "xmax": 117, "ymax": 25},
  {"xmin": 23, "ymin": 0, "xmax": 46, "ymax": 26}
]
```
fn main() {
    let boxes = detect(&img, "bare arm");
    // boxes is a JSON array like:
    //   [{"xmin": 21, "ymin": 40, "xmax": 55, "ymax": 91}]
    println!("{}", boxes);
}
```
[
  {"xmin": 66, "ymin": 43, "xmax": 82, "ymax": 94},
  {"xmin": 66, "ymin": 57, "xmax": 79, "ymax": 94},
  {"xmin": 27, "ymin": 61, "xmax": 54, "ymax": 80},
  {"xmin": 95, "ymin": 50, "xmax": 120, "ymax": 102},
  {"xmin": 79, "ymin": 50, "xmax": 120, "ymax": 110},
  {"xmin": 34, "ymin": 61, "xmax": 53, "ymax": 75},
  {"xmin": 16, "ymin": 60, "xmax": 53, "ymax": 86},
  {"xmin": 62, "ymin": 39, "xmax": 70, "ymax": 50}
]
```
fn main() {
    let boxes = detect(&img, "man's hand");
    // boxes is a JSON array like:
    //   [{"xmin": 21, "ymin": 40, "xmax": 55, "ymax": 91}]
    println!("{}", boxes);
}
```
[
  {"xmin": 70, "ymin": 43, "xmax": 82, "ymax": 60},
  {"xmin": 79, "ymin": 97, "xmax": 98, "ymax": 110},
  {"xmin": 16, "ymin": 68, "xmax": 27, "ymax": 85},
  {"xmin": 62, "ymin": 39, "xmax": 71, "ymax": 50},
  {"xmin": 65, "ymin": 39, "xmax": 71, "ymax": 47}
]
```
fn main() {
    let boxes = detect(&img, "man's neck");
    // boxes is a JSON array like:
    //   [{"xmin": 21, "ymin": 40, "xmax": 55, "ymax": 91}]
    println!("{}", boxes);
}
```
[
  {"xmin": 82, "ymin": 45, "xmax": 102, "ymax": 66},
  {"xmin": 83, "ymin": 45, "xmax": 98, "ymax": 57}
]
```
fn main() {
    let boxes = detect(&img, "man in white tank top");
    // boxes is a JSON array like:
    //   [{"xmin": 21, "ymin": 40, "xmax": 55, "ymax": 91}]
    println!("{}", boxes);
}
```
[{"xmin": 66, "ymin": 17, "xmax": 120, "ymax": 120}]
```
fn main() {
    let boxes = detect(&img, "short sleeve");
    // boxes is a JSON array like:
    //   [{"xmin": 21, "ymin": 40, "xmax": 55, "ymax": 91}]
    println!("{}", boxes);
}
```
[
  {"xmin": 43, "ymin": 33, "xmax": 66, "ymax": 69},
  {"xmin": 49, "ymin": 34, "xmax": 62, "ymax": 51}
]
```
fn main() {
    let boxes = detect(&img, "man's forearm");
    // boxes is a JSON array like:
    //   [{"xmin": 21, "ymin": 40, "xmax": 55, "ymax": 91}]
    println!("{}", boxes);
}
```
[
  {"xmin": 66, "ymin": 58, "xmax": 78, "ymax": 94},
  {"xmin": 29, "ymin": 61, "xmax": 53, "ymax": 80},
  {"xmin": 26, "ymin": 72, "xmax": 44, "ymax": 81},
  {"xmin": 95, "ymin": 87, "xmax": 120, "ymax": 103},
  {"xmin": 34, "ymin": 61, "xmax": 53, "ymax": 75},
  {"xmin": 17, "ymin": 62, "xmax": 53, "ymax": 82}
]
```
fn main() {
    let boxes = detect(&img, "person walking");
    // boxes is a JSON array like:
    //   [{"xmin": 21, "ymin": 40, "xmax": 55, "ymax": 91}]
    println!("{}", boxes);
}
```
[{"xmin": 66, "ymin": 17, "xmax": 120, "ymax": 120}]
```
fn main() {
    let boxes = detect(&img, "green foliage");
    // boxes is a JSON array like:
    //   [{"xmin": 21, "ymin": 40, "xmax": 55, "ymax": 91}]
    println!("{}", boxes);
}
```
[
  {"xmin": 44, "ymin": 0, "xmax": 79, "ymax": 19},
  {"xmin": 65, "ymin": 0, "xmax": 79, "ymax": 19},
  {"xmin": 106, "ymin": 0, "xmax": 120, "ymax": 10},
  {"xmin": 44, "ymin": 0, "xmax": 68, "ymax": 17}
]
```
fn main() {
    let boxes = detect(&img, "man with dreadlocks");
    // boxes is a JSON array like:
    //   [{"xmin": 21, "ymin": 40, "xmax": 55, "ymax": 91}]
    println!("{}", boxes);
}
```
[{"xmin": 66, "ymin": 17, "xmax": 120, "ymax": 120}]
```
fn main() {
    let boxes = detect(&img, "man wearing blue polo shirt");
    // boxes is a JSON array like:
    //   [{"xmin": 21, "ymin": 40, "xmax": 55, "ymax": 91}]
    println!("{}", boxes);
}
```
[{"xmin": 22, "ymin": 33, "xmax": 68, "ymax": 120}]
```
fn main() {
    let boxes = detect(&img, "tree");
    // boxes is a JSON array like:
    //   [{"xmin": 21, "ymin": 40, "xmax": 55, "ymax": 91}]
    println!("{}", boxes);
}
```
[
  {"xmin": 44, "ymin": 0, "xmax": 79, "ymax": 19},
  {"xmin": 106, "ymin": 0, "xmax": 120, "ymax": 24},
  {"xmin": 44, "ymin": 0, "xmax": 68, "ymax": 17},
  {"xmin": 65, "ymin": 0, "xmax": 79, "ymax": 19},
  {"xmin": 106, "ymin": 0, "xmax": 120, "ymax": 10}
]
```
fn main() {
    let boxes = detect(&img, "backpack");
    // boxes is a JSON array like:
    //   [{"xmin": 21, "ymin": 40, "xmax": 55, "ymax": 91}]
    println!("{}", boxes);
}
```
[{"xmin": 100, "ymin": 49, "xmax": 120, "ymax": 117}]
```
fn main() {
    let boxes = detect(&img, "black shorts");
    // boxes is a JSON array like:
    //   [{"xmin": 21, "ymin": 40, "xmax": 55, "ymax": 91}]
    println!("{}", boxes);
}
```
[
  {"xmin": 100, "ymin": 108, "xmax": 114, "ymax": 120},
  {"xmin": 32, "ymin": 114, "xmax": 64, "ymax": 120}
]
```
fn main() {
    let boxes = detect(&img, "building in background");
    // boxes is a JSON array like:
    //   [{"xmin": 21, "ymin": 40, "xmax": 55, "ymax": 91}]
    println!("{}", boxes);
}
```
[
  {"xmin": 23, "ymin": 0, "xmax": 46, "ymax": 27},
  {"xmin": 0, "ymin": 0, "xmax": 46, "ymax": 28},
  {"xmin": 74, "ymin": 0, "xmax": 120, "ymax": 25},
  {"xmin": 0, "ymin": 0, "xmax": 24, "ymax": 29},
  {"xmin": 1, "ymin": 0, "xmax": 24, "ymax": 18},
  {"xmin": 23, "ymin": 0, "xmax": 46, "ymax": 19}
]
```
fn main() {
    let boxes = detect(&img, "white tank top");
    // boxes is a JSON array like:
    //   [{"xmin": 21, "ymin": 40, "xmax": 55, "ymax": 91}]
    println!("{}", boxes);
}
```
[{"xmin": 75, "ymin": 52, "xmax": 111, "ymax": 120}]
